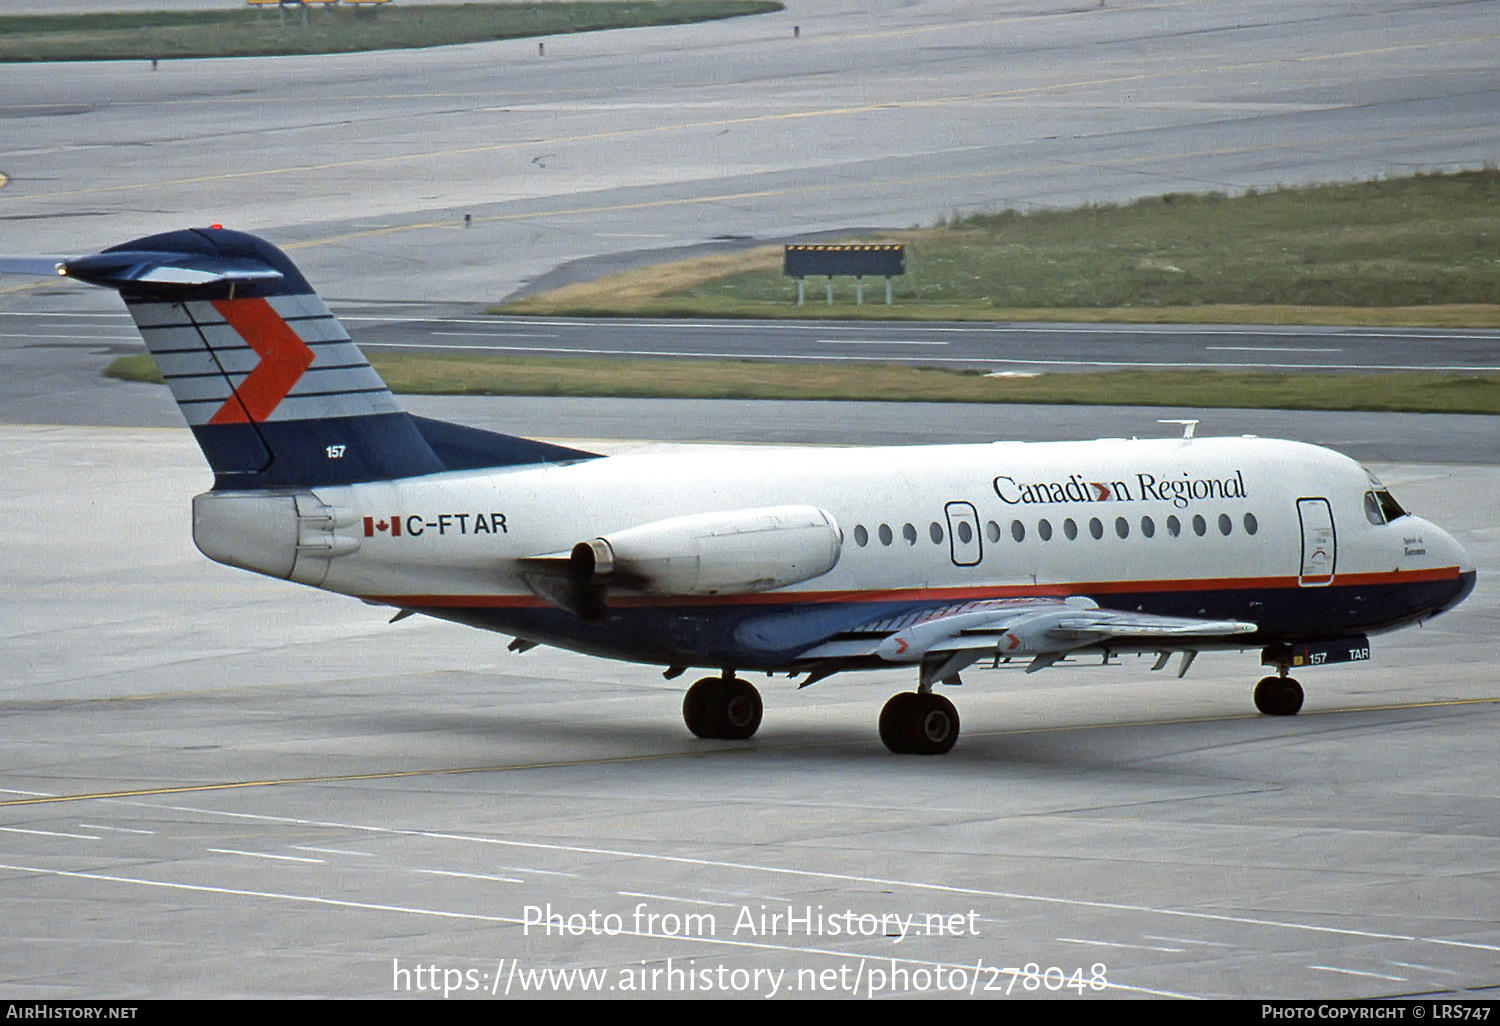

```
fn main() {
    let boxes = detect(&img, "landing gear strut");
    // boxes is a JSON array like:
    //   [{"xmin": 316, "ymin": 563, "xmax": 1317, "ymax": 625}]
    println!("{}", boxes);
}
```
[
  {"xmin": 879, "ymin": 691, "xmax": 960, "ymax": 755},
  {"xmin": 682, "ymin": 673, "xmax": 762, "ymax": 740},
  {"xmin": 1254, "ymin": 674, "xmax": 1304, "ymax": 716}
]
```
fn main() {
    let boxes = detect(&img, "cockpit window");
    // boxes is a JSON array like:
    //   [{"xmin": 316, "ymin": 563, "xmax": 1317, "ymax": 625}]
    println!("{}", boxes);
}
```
[
  {"xmin": 1362, "ymin": 470, "xmax": 1410, "ymax": 525},
  {"xmin": 1375, "ymin": 489, "xmax": 1407, "ymax": 522}
]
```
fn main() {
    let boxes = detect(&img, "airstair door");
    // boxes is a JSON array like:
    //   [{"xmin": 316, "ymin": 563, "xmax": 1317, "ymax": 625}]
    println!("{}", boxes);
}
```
[{"xmin": 1297, "ymin": 497, "xmax": 1336, "ymax": 586}]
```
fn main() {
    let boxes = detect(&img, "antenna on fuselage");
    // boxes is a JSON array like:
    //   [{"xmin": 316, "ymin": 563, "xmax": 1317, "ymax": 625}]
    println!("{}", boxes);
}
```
[{"xmin": 1159, "ymin": 419, "xmax": 1199, "ymax": 440}]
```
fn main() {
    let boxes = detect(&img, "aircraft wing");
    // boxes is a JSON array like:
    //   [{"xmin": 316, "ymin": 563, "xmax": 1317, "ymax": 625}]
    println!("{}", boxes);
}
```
[{"xmin": 798, "ymin": 596, "xmax": 1257, "ymax": 682}]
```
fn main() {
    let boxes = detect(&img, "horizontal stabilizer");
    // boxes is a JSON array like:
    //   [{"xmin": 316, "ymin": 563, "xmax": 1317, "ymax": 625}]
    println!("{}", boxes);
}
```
[
  {"xmin": 60, "ymin": 249, "xmax": 284, "ymax": 290},
  {"xmin": 0, "ymin": 256, "xmax": 68, "ymax": 277}
]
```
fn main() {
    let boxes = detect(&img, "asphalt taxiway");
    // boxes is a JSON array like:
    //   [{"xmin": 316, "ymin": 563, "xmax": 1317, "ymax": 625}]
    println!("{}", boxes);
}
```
[
  {"xmin": 1, "ymin": 417, "xmax": 1496, "ymax": 1000},
  {"xmin": 0, "ymin": 305, "xmax": 1495, "ymax": 1000},
  {"xmin": 4, "ymin": 0, "xmax": 1498, "ymax": 301}
]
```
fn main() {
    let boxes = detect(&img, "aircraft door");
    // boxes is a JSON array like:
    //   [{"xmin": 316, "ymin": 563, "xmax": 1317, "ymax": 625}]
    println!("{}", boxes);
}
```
[
  {"xmin": 1297, "ymin": 497, "xmax": 1336, "ymax": 586},
  {"xmin": 944, "ymin": 501, "xmax": 982, "ymax": 567}
]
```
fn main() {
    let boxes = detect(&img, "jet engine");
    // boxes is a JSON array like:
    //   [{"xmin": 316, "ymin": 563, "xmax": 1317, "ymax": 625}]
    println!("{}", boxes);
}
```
[{"xmin": 522, "ymin": 505, "xmax": 842, "ymax": 616}]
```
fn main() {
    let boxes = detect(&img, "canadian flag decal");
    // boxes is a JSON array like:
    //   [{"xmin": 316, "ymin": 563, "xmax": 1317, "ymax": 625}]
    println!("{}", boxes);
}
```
[{"xmin": 363, "ymin": 516, "xmax": 402, "ymax": 537}]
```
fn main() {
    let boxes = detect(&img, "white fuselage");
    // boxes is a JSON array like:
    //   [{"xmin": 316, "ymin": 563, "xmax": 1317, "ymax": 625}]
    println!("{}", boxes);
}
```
[{"xmin": 193, "ymin": 435, "xmax": 1473, "ymax": 671}]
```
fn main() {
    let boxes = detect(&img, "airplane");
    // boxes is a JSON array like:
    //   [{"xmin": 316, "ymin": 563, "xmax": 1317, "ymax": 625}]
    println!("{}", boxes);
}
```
[{"xmin": 1, "ymin": 227, "xmax": 1476, "ymax": 753}]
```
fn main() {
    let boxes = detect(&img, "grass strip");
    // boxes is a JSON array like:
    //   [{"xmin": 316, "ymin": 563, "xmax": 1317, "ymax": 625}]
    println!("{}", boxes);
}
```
[
  {"xmin": 0, "ymin": 2, "xmax": 783, "ymax": 62},
  {"xmin": 497, "ymin": 171, "xmax": 1500, "ymax": 327},
  {"xmin": 105, "ymin": 353, "xmax": 1500, "ymax": 415}
]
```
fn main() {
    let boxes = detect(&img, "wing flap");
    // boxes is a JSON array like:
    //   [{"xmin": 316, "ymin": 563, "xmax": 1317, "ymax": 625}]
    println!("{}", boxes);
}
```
[{"xmin": 797, "ymin": 596, "xmax": 1258, "ymax": 664}]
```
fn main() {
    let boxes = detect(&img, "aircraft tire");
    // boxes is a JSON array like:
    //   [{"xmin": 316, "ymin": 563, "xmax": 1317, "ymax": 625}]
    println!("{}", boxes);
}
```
[
  {"xmin": 910, "ymin": 693, "xmax": 960, "ymax": 754},
  {"xmin": 683, "ymin": 676, "xmax": 762, "ymax": 740},
  {"xmin": 879, "ymin": 693, "xmax": 921, "ymax": 753},
  {"xmin": 880, "ymin": 692, "xmax": 960, "ymax": 755},
  {"xmin": 1254, "ymin": 675, "xmax": 1304, "ymax": 716}
]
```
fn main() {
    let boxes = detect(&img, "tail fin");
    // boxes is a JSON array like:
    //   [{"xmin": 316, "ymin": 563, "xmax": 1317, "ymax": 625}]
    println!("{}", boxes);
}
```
[{"xmin": 58, "ymin": 226, "xmax": 594, "ymax": 488}]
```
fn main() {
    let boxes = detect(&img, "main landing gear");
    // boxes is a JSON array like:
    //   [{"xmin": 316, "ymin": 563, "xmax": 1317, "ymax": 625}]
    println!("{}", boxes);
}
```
[
  {"xmin": 879, "ymin": 690, "xmax": 960, "ymax": 755},
  {"xmin": 682, "ymin": 672, "xmax": 763, "ymax": 740},
  {"xmin": 1254, "ymin": 673, "xmax": 1304, "ymax": 716}
]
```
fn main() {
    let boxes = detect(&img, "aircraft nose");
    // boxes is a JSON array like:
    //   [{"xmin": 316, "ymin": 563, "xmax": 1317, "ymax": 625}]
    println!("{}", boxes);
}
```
[
  {"xmin": 1433, "ymin": 520, "xmax": 1475, "ymax": 575},
  {"xmin": 1420, "ymin": 519, "xmax": 1476, "ymax": 615}
]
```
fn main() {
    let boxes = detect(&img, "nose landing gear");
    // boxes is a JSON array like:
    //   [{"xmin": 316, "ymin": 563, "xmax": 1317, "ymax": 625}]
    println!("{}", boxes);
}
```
[{"xmin": 1254, "ymin": 673, "xmax": 1304, "ymax": 716}]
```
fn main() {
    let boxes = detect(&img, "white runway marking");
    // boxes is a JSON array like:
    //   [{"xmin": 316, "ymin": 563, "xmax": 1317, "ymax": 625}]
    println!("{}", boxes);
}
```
[
  {"xmin": 0, "ymin": 826, "xmax": 99, "ymax": 840},
  {"xmin": 1142, "ymin": 934, "xmax": 1239, "ymax": 949},
  {"xmin": 492, "ymin": 865, "xmax": 580, "ymax": 878},
  {"xmin": 207, "ymin": 848, "xmax": 325, "ymax": 864},
  {"xmin": 0, "ymin": 333, "xmax": 138, "ymax": 341},
  {"xmin": 816, "ymin": 339, "xmax": 950, "ymax": 347},
  {"xmin": 1206, "ymin": 346, "xmax": 1343, "ymax": 353},
  {"xmin": 0, "ymin": 860, "xmax": 1190, "ymax": 998},
  {"xmin": 1389, "ymin": 960, "xmax": 1464, "ymax": 976},
  {"xmin": 358, "ymin": 339, "xmax": 1500, "ymax": 372},
  {"xmin": 415, "ymin": 869, "xmax": 525, "ymax": 884},
  {"xmin": 121, "ymin": 799, "xmax": 1500, "ymax": 956},
  {"xmin": 616, "ymin": 890, "xmax": 739, "ymax": 908},
  {"xmin": 431, "ymin": 331, "xmax": 560, "ymax": 340},
  {"xmin": 1307, "ymin": 965, "xmax": 1407, "ymax": 982},
  {"xmin": 0, "ymin": 313, "xmax": 130, "ymax": 320},
  {"xmin": 1056, "ymin": 936, "xmax": 1186, "ymax": 953}
]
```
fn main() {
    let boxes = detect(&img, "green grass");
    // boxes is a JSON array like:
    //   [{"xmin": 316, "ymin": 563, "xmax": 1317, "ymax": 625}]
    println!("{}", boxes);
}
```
[
  {"xmin": 0, "ymin": 2, "xmax": 783, "ymax": 62},
  {"xmin": 105, "ymin": 352, "xmax": 1500, "ymax": 415},
  {"xmin": 498, "ymin": 170, "xmax": 1500, "ymax": 327},
  {"xmin": 99, "ymin": 169, "xmax": 1500, "ymax": 413}
]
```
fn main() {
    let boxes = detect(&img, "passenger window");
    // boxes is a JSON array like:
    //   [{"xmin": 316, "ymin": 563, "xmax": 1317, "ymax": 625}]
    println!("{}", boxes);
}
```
[
  {"xmin": 854, "ymin": 524, "xmax": 868, "ymax": 547},
  {"xmin": 1089, "ymin": 518, "xmax": 1103, "ymax": 540},
  {"xmin": 1010, "ymin": 519, "xmax": 1025, "ymax": 543},
  {"xmin": 957, "ymin": 520, "xmax": 973, "ymax": 544},
  {"xmin": 1140, "ymin": 516, "xmax": 1155, "ymax": 538},
  {"xmin": 878, "ymin": 523, "xmax": 893, "ymax": 546},
  {"xmin": 1063, "ymin": 518, "xmax": 1078, "ymax": 541},
  {"xmin": 1192, "ymin": 514, "xmax": 1207, "ymax": 537},
  {"xmin": 986, "ymin": 520, "xmax": 1001, "ymax": 543},
  {"xmin": 1037, "ymin": 519, "xmax": 1052, "ymax": 541},
  {"xmin": 929, "ymin": 522, "xmax": 944, "ymax": 544},
  {"xmin": 1167, "ymin": 515, "xmax": 1181, "ymax": 537},
  {"xmin": 1243, "ymin": 512, "xmax": 1258, "ymax": 535},
  {"xmin": 1218, "ymin": 513, "xmax": 1232, "ymax": 536},
  {"xmin": 902, "ymin": 523, "xmax": 918, "ymax": 545},
  {"xmin": 1115, "ymin": 516, "xmax": 1129, "ymax": 539}
]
